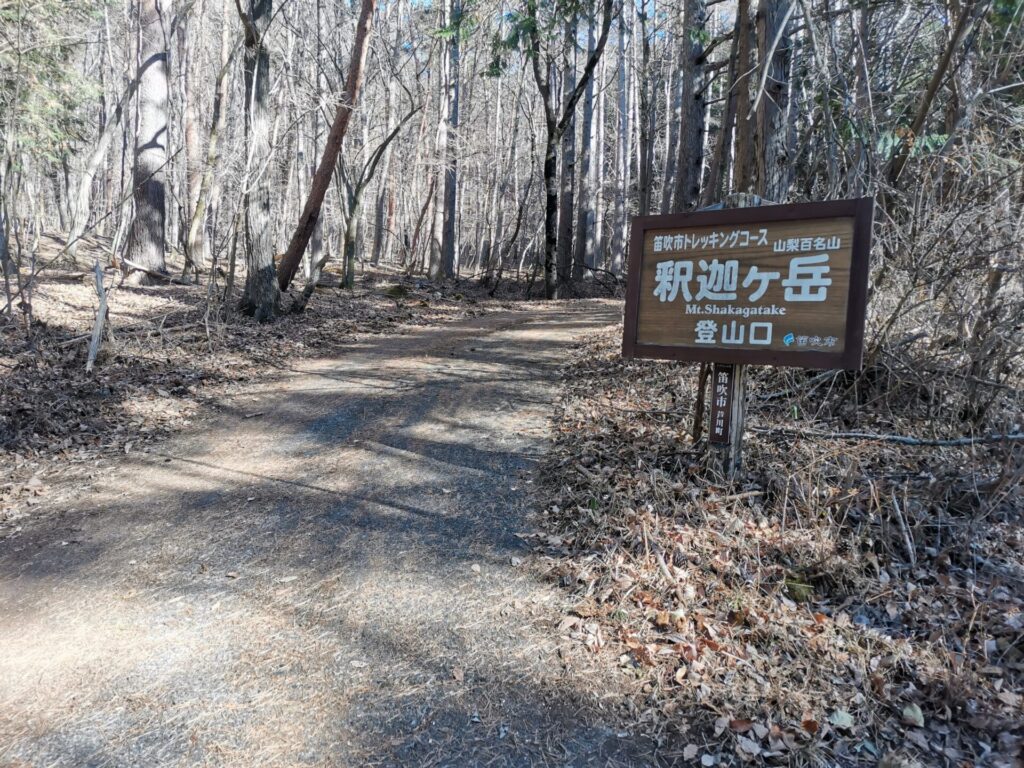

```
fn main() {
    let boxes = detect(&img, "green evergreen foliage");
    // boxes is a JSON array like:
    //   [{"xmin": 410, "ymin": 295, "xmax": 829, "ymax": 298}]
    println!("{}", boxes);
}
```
[{"xmin": 0, "ymin": 1, "xmax": 106, "ymax": 164}]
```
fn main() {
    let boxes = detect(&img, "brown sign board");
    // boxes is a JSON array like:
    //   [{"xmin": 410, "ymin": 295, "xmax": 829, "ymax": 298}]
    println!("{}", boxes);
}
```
[{"xmin": 622, "ymin": 198, "xmax": 874, "ymax": 370}]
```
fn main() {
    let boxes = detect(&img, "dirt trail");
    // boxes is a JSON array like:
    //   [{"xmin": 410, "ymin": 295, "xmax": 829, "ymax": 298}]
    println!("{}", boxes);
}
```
[{"xmin": 0, "ymin": 300, "xmax": 657, "ymax": 767}]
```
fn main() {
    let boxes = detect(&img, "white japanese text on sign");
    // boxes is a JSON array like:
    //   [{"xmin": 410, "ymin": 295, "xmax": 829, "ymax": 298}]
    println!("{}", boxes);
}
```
[{"xmin": 635, "ymin": 216, "xmax": 856, "ymax": 355}]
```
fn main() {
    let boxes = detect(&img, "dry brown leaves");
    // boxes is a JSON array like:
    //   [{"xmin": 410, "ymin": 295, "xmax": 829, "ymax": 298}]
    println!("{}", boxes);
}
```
[{"xmin": 539, "ymin": 327, "xmax": 1023, "ymax": 767}]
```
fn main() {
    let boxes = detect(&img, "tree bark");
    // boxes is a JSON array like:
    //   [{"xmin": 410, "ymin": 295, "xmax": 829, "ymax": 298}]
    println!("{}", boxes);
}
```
[
  {"xmin": 276, "ymin": 0, "xmax": 374, "ymax": 292},
  {"xmin": 610, "ymin": 10, "xmax": 629, "ymax": 275},
  {"xmin": 572, "ymin": 16, "xmax": 596, "ymax": 281},
  {"xmin": 439, "ymin": 0, "xmax": 461, "ymax": 279},
  {"xmin": 236, "ymin": 0, "xmax": 278, "ymax": 320},
  {"xmin": 670, "ymin": 0, "xmax": 706, "ymax": 210},
  {"xmin": 408, "ymin": 177, "xmax": 435, "ymax": 274},
  {"xmin": 636, "ymin": 8, "xmax": 654, "ymax": 216},
  {"xmin": 556, "ymin": 18, "xmax": 577, "ymax": 290},
  {"xmin": 700, "ymin": 20, "xmax": 740, "ymax": 207},
  {"xmin": 660, "ymin": 69, "xmax": 680, "ymax": 213},
  {"xmin": 187, "ymin": 0, "xmax": 234, "ymax": 282},
  {"xmin": 181, "ymin": 0, "xmax": 205, "ymax": 276},
  {"xmin": 428, "ymin": 0, "xmax": 450, "ymax": 281},
  {"xmin": 754, "ymin": 0, "xmax": 793, "ymax": 200},
  {"xmin": 67, "ymin": 69, "xmax": 142, "ymax": 257},
  {"xmin": 592, "ymin": 50, "xmax": 606, "ymax": 270},
  {"xmin": 343, "ymin": 196, "xmax": 361, "ymax": 291},
  {"xmin": 733, "ymin": 0, "xmax": 755, "ymax": 193},
  {"xmin": 371, "ymin": 80, "xmax": 396, "ymax": 265},
  {"xmin": 125, "ymin": 0, "xmax": 172, "ymax": 283}
]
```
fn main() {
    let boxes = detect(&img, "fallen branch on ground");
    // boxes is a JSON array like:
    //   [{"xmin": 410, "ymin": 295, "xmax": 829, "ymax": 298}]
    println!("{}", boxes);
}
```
[
  {"xmin": 751, "ymin": 425, "xmax": 1024, "ymax": 446},
  {"xmin": 121, "ymin": 259, "xmax": 189, "ymax": 285}
]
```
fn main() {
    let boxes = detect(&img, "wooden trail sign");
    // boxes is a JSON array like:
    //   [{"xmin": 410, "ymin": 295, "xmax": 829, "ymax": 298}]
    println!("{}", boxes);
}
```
[
  {"xmin": 623, "ymin": 198, "xmax": 873, "ymax": 369},
  {"xmin": 622, "ymin": 197, "xmax": 874, "ymax": 476}
]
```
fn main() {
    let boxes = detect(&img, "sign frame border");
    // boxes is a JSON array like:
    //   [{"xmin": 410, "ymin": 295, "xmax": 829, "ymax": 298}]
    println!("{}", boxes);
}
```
[{"xmin": 622, "ymin": 197, "xmax": 874, "ymax": 370}]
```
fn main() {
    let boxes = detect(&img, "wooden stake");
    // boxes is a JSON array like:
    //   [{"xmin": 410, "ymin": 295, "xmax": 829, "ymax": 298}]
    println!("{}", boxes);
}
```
[
  {"xmin": 708, "ymin": 362, "xmax": 747, "ymax": 478},
  {"xmin": 86, "ymin": 260, "xmax": 108, "ymax": 373}
]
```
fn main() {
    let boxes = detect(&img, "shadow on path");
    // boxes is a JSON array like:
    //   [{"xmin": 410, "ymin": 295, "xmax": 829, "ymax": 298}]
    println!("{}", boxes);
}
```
[{"xmin": 0, "ymin": 301, "xmax": 679, "ymax": 766}]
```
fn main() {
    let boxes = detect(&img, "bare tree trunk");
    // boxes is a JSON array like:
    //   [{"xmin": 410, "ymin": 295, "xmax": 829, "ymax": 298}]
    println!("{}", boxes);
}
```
[
  {"xmin": 124, "ymin": 0, "xmax": 172, "ymax": 283},
  {"xmin": 237, "ymin": 0, "xmax": 279, "ymax": 319},
  {"xmin": 481, "ymin": 79, "xmax": 503, "ymax": 281},
  {"xmin": 428, "ymin": 0, "xmax": 450, "ymax": 281},
  {"xmin": 371, "ymin": 80, "xmax": 396, "ymax": 265},
  {"xmin": 439, "ymin": 0, "xmax": 461, "ymax": 279},
  {"xmin": 611, "ymin": 10, "xmax": 630, "ymax": 275},
  {"xmin": 700, "ymin": 19, "xmax": 740, "ymax": 207},
  {"xmin": 733, "ymin": 0, "xmax": 755, "ymax": 193},
  {"xmin": 527, "ymin": 0, "xmax": 613, "ymax": 298},
  {"xmin": 408, "ymin": 176, "xmax": 435, "ymax": 274},
  {"xmin": 187, "ymin": 0, "xmax": 233, "ymax": 280},
  {"xmin": 343, "ymin": 196, "xmax": 361, "ymax": 290},
  {"xmin": 636, "ymin": 7, "xmax": 654, "ymax": 216},
  {"xmin": 593, "ymin": 50, "xmax": 606, "ymax": 270},
  {"xmin": 754, "ymin": 0, "xmax": 793, "ymax": 200},
  {"xmin": 541, "ymin": 131, "xmax": 559, "ymax": 298},
  {"xmin": 67, "ymin": 69, "xmax": 142, "ymax": 257},
  {"xmin": 0, "ymin": 192, "xmax": 11, "ymax": 315},
  {"xmin": 556, "ymin": 18, "xmax": 577, "ymax": 291},
  {"xmin": 660, "ymin": 68, "xmax": 680, "ymax": 213},
  {"xmin": 178, "ymin": 0, "xmax": 204, "ymax": 277},
  {"xmin": 275, "ymin": 0, "xmax": 374, "ymax": 292},
  {"xmin": 572, "ymin": 16, "xmax": 596, "ymax": 281},
  {"xmin": 304, "ymin": 0, "xmax": 326, "ymax": 279},
  {"xmin": 428, "ymin": 161, "xmax": 445, "ymax": 278},
  {"xmin": 671, "ymin": 0, "xmax": 706, "ymax": 210}
]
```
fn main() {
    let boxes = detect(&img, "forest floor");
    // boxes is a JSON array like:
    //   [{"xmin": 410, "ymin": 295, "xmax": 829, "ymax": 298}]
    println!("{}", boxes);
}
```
[
  {"xmin": 0, "ymin": 295, "xmax": 677, "ymax": 766},
  {"xmin": 2, "ymin": 246, "xmax": 1020, "ymax": 767},
  {"xmin": 2, "ymin": 234, "xmax": 554, "ymax": 501},
  {"xmin": 539, "ymin": 326, "xmax": 1023, "ymax": 767}
]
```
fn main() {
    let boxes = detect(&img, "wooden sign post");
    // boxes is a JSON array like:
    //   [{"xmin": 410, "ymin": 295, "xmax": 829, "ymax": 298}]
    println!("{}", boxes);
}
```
[
  {"xmin": 705, "ymin": 195, "xmax": 759, "ymax": 477},
  {"xmin": 709, "ymin": 362, "xmax": 746, "ymax": 475},
  {"xmin": 622, "ymin": 198, "xmax": 874, "ymax": 479}
]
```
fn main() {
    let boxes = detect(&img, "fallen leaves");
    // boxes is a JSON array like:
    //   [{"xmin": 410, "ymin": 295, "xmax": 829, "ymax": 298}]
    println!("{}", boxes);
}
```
[
  {"xmin": 538, "ymin": 327, "xmax": 1024, "ymax": 766},
  {"xmin": 735, "ymin": 735, "xmax": 760, "ymax": 758},
  {"xmin": 829, "ymin": 710, "xmax": 855, "ymax": 732},
  {"xmin": 729, "ymin": 718, "xmax": 754, "ymax": 734},
  {"xmin": 621, "ymin": 631, "xmax": 655, "ymax": 666},
  {"xmin": 800, "ymin": 713, "xmax": 818, "ymax": 735},
  {"xmin": 901, "ymin": 703, "xmax": 925, "ymax": 728}
]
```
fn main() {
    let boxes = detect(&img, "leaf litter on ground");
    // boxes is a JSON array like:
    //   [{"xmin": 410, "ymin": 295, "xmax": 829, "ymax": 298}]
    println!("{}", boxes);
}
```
[{"xmin": 536, "ymin": 325, "xmax": 1023, "ymax": 767}]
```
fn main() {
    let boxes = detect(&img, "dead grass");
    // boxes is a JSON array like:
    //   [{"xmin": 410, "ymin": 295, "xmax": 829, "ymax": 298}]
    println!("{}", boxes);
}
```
[{"xmin": 538, "ymin": 326, "xmax": 1023, "ymax": 767}]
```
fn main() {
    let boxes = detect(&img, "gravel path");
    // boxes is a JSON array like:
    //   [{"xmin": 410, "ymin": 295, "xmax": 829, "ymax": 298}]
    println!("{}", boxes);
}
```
[{"xmin": 0, "ymin": 301, "xmax": 658, "ymax": 767}]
